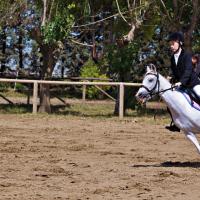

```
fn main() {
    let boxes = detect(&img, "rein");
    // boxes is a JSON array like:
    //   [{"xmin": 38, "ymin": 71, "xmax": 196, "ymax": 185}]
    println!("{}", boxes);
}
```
[{"xmin": 152, "ymin": 85, "xmax": 178, "ymax": 96}]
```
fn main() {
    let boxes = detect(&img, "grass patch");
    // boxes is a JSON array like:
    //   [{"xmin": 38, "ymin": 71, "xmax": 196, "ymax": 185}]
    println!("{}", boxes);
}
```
[
  {"xmin": 0, "ymin": 104, "xmax": 32, "ymax": 114},
  {"xmin": 52, "ymin": 100, "xmax": 115, "ymax": 117},
  {"xmin": 0, "ymin": 90, "xmax": 28, "ymax": 98}
]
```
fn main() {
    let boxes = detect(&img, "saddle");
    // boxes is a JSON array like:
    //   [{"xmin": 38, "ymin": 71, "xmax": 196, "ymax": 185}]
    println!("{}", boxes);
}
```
[{"xmin": 178, "ymin": 87, "xmax": 200, "ymax": 109}]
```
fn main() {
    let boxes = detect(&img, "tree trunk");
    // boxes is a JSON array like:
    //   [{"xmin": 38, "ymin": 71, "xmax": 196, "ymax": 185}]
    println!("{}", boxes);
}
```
[
  {"xmin": 38, "ymin": 46, "xmax": 55, "ymax": 113},
  {"xmin": 184, "ymin": 32, "xmax": 192, "ymax": 53},
  {"xmin": 114, "ymin": 87, "xmax": 120, "ymax": 115},
  {"xmin": 0, "ymin": 28, "xmax": 6, "ymax": 73},
  {"xmin": 184, "ymin": 0, "xmax": 199, "ymax": 53},
  {"xmin": 18, "ymin": 33, "xmax": 23, "ymax": 68},
  {"xmin": 38, "ymin": 83, "xmax": 51, "ymax": 113},
  {"xmin": 114, "ymin": 74, "xmax": 125, "ymax": 115}
]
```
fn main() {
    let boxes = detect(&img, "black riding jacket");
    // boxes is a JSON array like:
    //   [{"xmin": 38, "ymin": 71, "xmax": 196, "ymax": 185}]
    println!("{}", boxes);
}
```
[{"xmin": 170, "ymin": 50, "xmax": 200, "ymax": 88}]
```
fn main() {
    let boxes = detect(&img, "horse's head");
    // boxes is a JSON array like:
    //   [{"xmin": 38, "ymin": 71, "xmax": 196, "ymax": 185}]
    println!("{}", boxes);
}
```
[{"xmin": 135, "ymin": 64, "xmax": 159, "ymax": 103}]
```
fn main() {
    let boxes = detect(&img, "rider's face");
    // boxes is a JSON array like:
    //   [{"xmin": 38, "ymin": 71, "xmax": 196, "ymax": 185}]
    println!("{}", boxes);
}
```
[
  {"xmin": 192, "ymin": 57, "xmax": 197, "ymax": 65},
  {"xmin": 169, "ymin": 40, "xmax": 179, "ymax": 53}
]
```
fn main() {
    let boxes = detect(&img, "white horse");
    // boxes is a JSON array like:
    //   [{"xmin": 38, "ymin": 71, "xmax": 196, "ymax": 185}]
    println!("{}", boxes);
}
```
[{"xmin": 135, "ymin": 64, "xmax": 200, "ymax": 154}]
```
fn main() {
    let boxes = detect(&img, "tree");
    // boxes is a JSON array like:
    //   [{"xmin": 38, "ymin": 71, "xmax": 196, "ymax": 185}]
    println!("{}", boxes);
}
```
[
  {"xmin": 27, "ymin": 1, "xmax": 75, "ymax": 112},
  {"xmin": 0, "ymin": 1, "xmax": 25, "ymax": 74}
]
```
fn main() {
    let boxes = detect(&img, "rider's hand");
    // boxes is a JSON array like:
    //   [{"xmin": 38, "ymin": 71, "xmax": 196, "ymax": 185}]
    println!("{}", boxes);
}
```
[
  {"xmin": 167, "ymin": 76, "xmax": 172, "ymax": 81},
  {"xmin": 174, "ymin": 82, "xmax": 182, "ymax": 87}
]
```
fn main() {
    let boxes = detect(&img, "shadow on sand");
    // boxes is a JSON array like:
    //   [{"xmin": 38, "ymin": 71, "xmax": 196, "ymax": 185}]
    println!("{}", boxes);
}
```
[{"xmin": 131, "ymin": 161, "xmax": 200, "ymax": 168}]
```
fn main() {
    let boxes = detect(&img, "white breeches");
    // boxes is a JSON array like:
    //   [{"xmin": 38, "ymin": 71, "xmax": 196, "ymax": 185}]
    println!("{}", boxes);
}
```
[{"xmin": 193, "ymin": 85, "xmax": 200, "ymax": 98}]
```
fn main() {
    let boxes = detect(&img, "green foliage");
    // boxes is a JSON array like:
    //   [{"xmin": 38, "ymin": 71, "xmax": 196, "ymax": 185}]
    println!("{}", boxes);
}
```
[
  {"xmin": 106, "ymin": 42, "xmax": 142, "ymax": 81},
  {"xmin": 192, "ymin": 30, "xmax": 200, "ymax": 53},
  {"xmin": 15, "ymin": 83, "xmax": 27, "ymax": 91},
  {"xmin": 80, "ymin": 59, "xmax": 110, "ymax": 99},
  {"xmin": 42, "ymin": 3, "xmax": 75, "ymax": 44}
]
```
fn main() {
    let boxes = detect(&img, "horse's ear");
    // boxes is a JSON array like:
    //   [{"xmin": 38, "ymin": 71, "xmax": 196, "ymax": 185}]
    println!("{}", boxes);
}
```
[
  {"xmin": 146, "ymin": 65, "xmax": 151, "ymax": 72},
  {"xmin": 146, "ymin": 64, "xmax": 157, "ymax": 73},
  {"xmin": 149, "ymin": 63, "xmax": 157, "ymax": 72}
]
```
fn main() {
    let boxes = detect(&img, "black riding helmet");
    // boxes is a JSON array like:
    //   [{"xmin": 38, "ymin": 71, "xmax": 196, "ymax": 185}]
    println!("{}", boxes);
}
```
[{"xmin": 168, "ymin": 32, "xmax": 184, "ymax": 46}]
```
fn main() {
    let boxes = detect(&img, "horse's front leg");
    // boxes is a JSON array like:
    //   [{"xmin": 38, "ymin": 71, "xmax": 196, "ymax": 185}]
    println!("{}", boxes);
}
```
[{"xmin": 184, "ymin": 131, "xmax": 200, "ymax": 154}]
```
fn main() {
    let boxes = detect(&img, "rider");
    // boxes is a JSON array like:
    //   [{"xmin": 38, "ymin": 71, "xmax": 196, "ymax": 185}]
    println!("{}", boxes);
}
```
[
  {"xmin": 166, "ymin": 32, "xmax": 200, "ymax": 132},
  {"xmin": 192, "ymin": 53, "xmax": 200, "ymax": 78}
]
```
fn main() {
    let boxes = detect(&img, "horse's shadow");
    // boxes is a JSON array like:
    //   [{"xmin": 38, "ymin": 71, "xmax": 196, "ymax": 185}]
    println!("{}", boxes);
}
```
[{"xmin": 131, "ymin": 161, "xmax": 200, "ymax": 168}]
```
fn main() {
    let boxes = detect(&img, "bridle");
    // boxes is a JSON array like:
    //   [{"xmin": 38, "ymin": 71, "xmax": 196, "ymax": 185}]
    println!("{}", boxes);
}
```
[
  {"xmin": 141, "ymin": 72, "xmax": 160, "ymax": 98},
  {"xmin": 141, "ymin": 72, "xmax": 176, "ymax": 98}
]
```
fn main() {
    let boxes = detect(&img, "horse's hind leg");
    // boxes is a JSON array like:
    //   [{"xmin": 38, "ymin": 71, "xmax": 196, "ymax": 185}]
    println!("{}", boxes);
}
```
[{"xmin": 184, "ymin": 132, "xmax": 200, "ymax": 154}]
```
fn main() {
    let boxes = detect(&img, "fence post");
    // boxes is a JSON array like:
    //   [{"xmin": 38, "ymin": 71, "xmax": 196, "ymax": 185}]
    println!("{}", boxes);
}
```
[
  {"xmin": 27, "ymin": 83, "xmax": 31, "ymax": 105},
  {"xmin": 33, "ymin": 81, "xmax": 38, "ymax": 113},
  {"xmin": 82, "ymin": 85, "xmax": 86, "ymax": 101},
  {"xmin": 119, "ymin": 83, "xmax": 124, "ymax": 119}
]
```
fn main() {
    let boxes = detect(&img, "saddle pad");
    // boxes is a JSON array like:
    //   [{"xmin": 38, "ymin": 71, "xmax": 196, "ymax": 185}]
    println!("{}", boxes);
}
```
[{"xmin": 180, "ymin": 91, "xmax": 200, "ymax": 111}]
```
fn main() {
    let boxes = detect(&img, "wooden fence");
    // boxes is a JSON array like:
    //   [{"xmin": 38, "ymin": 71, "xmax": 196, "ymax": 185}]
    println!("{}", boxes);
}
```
[{"xmin": 0, "ymin": 78, "xmax": 141, "ymax": 119}]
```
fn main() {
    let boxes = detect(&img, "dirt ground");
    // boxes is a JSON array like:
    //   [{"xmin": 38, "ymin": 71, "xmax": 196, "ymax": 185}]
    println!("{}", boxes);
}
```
[{"xmin": 0, "ymin": 114, "xmax": 200, "ymax": 200}]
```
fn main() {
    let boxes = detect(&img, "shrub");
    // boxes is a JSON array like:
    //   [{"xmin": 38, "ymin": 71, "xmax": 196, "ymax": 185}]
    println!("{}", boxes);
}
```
[{"xmin": 80, "ymin": 59, "xmax": 110, "ymax": 99}]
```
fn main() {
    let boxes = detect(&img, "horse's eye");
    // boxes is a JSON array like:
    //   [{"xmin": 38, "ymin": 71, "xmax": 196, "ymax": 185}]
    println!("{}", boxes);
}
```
[{"xmin": 149, "ymin": 78, "xmax": 154, "ymax": 83}]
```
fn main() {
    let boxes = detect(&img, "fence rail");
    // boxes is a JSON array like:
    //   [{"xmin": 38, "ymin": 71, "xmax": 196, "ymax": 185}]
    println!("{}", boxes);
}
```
[{"xmin": 0, "ymin": 78, "xmax": 142, "ymax": 118}]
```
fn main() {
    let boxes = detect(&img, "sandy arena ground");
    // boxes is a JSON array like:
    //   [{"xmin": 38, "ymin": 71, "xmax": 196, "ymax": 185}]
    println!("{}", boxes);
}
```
[{"xmin": 0, "ymin": 114, "xmax": 200, "ymax": 200}]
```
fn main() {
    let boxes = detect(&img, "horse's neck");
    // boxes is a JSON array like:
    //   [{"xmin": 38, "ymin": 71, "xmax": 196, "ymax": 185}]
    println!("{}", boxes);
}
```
[
  {"xmin": 158, "ymin": 75, "xmax": 177, "ymax": 105},
  {"xmin": 158, "ymin": 74, "xmax": 171, "ymax": 90}
]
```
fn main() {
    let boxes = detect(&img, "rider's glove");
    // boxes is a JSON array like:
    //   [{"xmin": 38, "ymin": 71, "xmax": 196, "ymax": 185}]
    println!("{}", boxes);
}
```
[
  {"xmin": 166, "ymin": 76, "xmax": 172, "ymax": 81},
  {"xmin": 174, "ymin": 82, "xmax": 182, "ymax": 87}
]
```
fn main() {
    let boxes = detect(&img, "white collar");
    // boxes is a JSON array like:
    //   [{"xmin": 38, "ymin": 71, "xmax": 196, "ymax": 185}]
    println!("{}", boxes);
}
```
[
  {"xmin": 174, "ymin": 48, "xmax": 182, "ymax": 58},
  {"xmin": 174, "ymin": 48, "xmax": 182, "ymax": 65}
]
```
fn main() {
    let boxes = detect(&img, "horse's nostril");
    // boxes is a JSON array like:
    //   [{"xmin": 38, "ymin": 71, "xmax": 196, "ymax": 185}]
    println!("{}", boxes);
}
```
[
  {"xmin": 136, "ymin": 92, "xmax": 143, "ymax": 100},
  {"xmin": 137, "ymin": 92, "xmax": 142, "ymax": 98}
]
